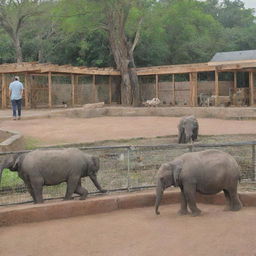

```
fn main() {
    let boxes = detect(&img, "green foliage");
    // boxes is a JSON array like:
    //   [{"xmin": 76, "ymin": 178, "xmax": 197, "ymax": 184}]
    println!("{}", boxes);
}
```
[
  {"xmin": 1, "ymin": 169, "xmax": 23, "ymax": 187},
  {"xmin": 0, "ymin": 0, "xmax": 256, "ymax": 66},
  {"xmin": 0, "ymin": 29, "xmax": 15, "ymax": 63}
]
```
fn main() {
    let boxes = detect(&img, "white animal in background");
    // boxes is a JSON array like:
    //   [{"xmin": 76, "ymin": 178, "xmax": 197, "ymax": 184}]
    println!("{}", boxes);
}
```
[{"xmin": 143, "ymin": 98, "xmax": 161, "ymax": 107}]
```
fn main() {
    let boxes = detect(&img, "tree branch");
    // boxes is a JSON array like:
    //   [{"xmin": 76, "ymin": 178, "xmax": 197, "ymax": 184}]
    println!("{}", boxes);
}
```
[{"xmin": 130, "ymin": 17, "xmax": 143, "ymax": 54}]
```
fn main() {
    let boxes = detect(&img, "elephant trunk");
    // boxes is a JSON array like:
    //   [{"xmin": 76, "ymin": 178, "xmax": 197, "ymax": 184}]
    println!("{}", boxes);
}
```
[
  {"xmin": 0, "ymin": 165, "xmax": 4, "ymax": 184},
  {"xmin": 155, "ymin": 179, "xmax": 164, "ymax": 215}
]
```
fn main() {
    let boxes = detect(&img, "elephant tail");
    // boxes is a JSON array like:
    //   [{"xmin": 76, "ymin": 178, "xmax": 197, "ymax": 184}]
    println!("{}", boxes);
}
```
[{"xmin": 155, "ymin": 179, "xmax": 164, "ymax": 215}]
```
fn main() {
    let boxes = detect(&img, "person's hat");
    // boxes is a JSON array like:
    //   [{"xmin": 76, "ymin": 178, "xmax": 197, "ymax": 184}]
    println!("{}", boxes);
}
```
[{"xmin": 14, "ymin": 76, "xmax": 20, "ymax": 81}]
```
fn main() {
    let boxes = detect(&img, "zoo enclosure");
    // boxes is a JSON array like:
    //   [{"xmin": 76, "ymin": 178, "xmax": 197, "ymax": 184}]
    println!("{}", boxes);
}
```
[
  {"xmin": 0, "ymin": 141, "xmax": 255, "ymax": 206},
  {"xmin": 0, "ymin": 60, "xmax": 256, "ymax": 108}
]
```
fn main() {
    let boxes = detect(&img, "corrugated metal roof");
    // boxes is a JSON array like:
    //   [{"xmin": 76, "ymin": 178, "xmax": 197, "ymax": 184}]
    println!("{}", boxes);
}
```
[{"xmin": 210, "ymin": 50, "xmax": 256, "ymax": 62}]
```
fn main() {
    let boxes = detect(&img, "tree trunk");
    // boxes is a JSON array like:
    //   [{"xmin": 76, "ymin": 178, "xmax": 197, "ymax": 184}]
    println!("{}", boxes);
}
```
[
  {"xmin": 10, "ymin": 32, "xmax": 23, "ymax": 63},
  {"xmin": 107, "ymin": 8, "xmax": 141, "ymax": 106},
  {"xmin": 14, "ymin": 36, "xmax": 23, "ymax": 63}
]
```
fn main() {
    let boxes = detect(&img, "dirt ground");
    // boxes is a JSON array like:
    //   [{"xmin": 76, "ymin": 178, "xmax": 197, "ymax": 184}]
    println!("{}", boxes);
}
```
[
  {"xmin": 0, "ymin": 116, "xmax": 255, "ymax": 146},
  {"xmin": 0, "ymin": 204, "xmax": 255, "ymax": 256}
]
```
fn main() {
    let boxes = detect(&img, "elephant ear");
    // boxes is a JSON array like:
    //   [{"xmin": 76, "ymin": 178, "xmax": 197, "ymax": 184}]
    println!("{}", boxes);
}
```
[
  {"xmin": 171, "ymin": 159, "xmax": 183, "ymax": 187},
  {"xmin": 12, "ymin": 154, "xmax": 25, "ymax": 171},
  {"xmin": 91, "ymin": 156, "xmax": 100, "ymax": 173}
]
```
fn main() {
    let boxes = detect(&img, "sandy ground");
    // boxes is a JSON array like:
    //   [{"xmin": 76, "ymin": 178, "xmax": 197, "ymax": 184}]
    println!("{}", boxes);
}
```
[
  {"xmin": 0, "ymin": 116, "xmax": 255, "ymax": 146},
  {"xmin": 0, "ymin": 204, "xmax": 255, "ymax": 256}
]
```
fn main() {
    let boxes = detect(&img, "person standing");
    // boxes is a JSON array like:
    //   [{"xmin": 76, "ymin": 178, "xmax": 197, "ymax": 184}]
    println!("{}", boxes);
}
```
[{"xmin": 9, "ymin": 76, "xmax": 24, "ymax": 120}]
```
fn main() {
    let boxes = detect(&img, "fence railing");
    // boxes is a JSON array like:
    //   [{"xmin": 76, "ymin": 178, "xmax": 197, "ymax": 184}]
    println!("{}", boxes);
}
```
[{"xmin": 0, "ymin": 141, "xmax": 255, "ymax": 206}]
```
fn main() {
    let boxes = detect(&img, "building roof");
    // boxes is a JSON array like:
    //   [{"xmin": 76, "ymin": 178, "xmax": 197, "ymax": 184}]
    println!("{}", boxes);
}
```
[{"xmin": 209, "ymin": 50, "xmax": 256, "ymax": 63}]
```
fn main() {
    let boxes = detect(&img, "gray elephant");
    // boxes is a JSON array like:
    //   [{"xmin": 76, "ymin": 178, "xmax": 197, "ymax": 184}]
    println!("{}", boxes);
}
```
[
  {"xmin": 0, "ymin": 148, "xmax": 107, "ymax": 203},
  {"xmin": 178, "ymin": 115, "xmax": 199, "ymax": 143},
  {"xmin": 155, "ymin": 149, "xmax": 242, "ymax": 216}
]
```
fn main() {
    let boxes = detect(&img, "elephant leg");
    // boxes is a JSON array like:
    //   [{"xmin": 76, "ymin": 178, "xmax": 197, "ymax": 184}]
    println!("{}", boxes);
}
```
[
  {"xmin": 178, "ymin": 189, "xmax": 189, "ymax": 215},
  {"xmin": 25, "ymin": 180, "xmax": 36, "ymax": 202},
  {"xmin": 21, "ymin": 175, "xmax": 36, "ymax": 202},
  {"xmin": 30, "ymin": 176, "xmax": 44, "ymax": 203},
  {"xmin": 192, "ymin": 128, "xmax": 198, "ymax": 141},
  {"xmin": 75, "ymin": 180, "xmax": 88, "ymax": 200},
  {"xmin": 183, "ymin": 184, "xmax": 201, "ymax": 216},
  {"xmin": 64, "ymin": 176, "xmax": 80, "ymax": 200},
  {"xmin": 223, "ymin": 189, "xmax": 232, "ymax": 211},
  {"xmin": 227, "ymin": 186, "xmax": 242, "ymax": 211}
]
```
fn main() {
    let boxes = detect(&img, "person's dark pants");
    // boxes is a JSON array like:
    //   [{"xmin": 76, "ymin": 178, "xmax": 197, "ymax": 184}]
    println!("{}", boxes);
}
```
[{"xmin": 11, "ymin": 99, "xmax": 22, "ymax": 117}]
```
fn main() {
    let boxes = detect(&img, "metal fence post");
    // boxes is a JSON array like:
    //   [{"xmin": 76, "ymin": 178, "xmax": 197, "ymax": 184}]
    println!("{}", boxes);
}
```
[
  {"xmin": 127, "ymin": 147, "xmax": 131, "ymax": 192},
  {"xmin": 253, "ymin": 145, "xmax": 256, "ymax": 181}
]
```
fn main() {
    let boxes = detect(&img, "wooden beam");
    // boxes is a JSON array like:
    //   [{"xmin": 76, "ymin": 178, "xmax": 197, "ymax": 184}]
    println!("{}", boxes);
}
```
[
  {"xmin": 215, "ymin": 71, "xmax": 219, "ymax": 106},
  {"xmin": 1, "ymin": 74, "xmax": 7, "ymax": 109},
  {"xmin": 92, "ymin": 75, "xmax": 96, "ymax": 103},
  {"xmin": 24, "ymin": 73, "xmax": 31, "ymax": 109},
  {"xmin": 109, "ymin": 76, "xmax": 112, "ymax": 104},
  {"xmin": 155, "ymin": 74, "xmax": 159, "ymax": 98},
  {"xmin": 71, "ymin": 74, "xmax": 76, "ymax": 106},
  {"xmin": 48, "ymin": 72, "xmax": 52, "ymax": 108},
  {"xmin": 234, "ymin": 71, "xmax": 237, "ymax": 90},
  {"xmin": 172, "ymin": 74, "xmax": 175, "ymax": 105},
  {"xmin": 189, "ymin": 72, "xmax": 198, "ymax": 107},
  {"xmin": 249, "ymin": 71, "xmax": 254, "ymax": 106},
  {"xmin": 208, "ymin": 59, "xmax": 256, "ymax": 66}
]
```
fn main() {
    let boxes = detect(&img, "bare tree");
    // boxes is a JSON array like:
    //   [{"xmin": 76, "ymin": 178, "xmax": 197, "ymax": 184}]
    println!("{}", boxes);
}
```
[
  {"xmin": 0, "ymin": 0, "xmax": 43, "ymax": 62},
  {"xmin": 105, "ymin": 1, "xmax": 143, "ymax": 106}
]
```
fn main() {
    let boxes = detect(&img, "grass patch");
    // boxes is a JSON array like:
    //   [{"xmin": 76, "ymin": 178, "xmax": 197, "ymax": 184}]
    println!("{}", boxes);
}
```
[
  {"xmin": 1, "ymin": 169, "xmax": 23, "ymax": 187},
  {"xmin": 24, "ymin": 136, "xmax": 42, "ymax": 150}
]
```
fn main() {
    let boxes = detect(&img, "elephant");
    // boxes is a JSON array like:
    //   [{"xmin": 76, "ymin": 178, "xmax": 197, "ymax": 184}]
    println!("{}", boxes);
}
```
[
  {"xmin": 155, "ymin": 149, "xmax": 242, "ymax": 216},
  {"xmin": 0, "ymin": 148, "xmax": 107, "ymax": 203},
  {"xmin": 178, "ymin": 115, "xmax": 199, "ymax": 144}
]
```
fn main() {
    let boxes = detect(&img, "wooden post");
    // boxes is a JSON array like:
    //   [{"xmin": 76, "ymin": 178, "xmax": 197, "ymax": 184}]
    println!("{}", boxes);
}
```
[
  {"xmin": 109, "ymin": 76, "xmax": 112, "ymax": 104},
  {"xmin": 214, "ymin": 71, "xmax": 219, "ymax": 106},
  {"xmin": 92, "ymin": 75, "xmax": 96, "ymax": 103},
  {"xmin": 234, "ymin": 71, "xmax": 237, "ymax": 90},
  {"xmin": 253, "ymin": 144, "xmax": 256, "ymax": 181},
  {"xmin": 249, "ymin": 71, "xmax": 254, "ymax": 106},
  {"xmin": 24, "ymin": 73, "xmax": 31, "ymax": 109},
  {"xmin": 1, "ymin": 73, "xmax": 7, "ymax": 109},
  {"xmin": 155, "ymin": 74, "xmax": 159, "ymax": 98},
  {"xmin": 71, "ymin": 74, "xmax": 75, "ymax": 106},
  {"xmin": 172, "ymin": 74, "xmax": 175, "ymax": 106},
  {"xmin": 189, "ymin": 72, "xmax": 198, "ymax": 107},
  {"xmin": 48, "ymin": 72, "xmax": 52, "ymax": 108}
]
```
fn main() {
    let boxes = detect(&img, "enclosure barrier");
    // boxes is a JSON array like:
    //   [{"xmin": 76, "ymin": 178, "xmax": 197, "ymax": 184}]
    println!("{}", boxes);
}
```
[{"xmin": 0, "ymin": 141, "xmax": 255, "ymax": 206}]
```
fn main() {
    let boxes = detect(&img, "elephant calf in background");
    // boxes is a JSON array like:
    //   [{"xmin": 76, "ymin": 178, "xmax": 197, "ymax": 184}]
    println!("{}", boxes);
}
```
[
  {"xmin": 178, "ymin": 115, "xmax": 199, "ymax": 143},
  {"xmin": 0, "ymin": 148, "xmax": 107, "ymax": 203},
  {"xmin": 155, "ymin": 149, "xmax": 242, "ymax": 216}
]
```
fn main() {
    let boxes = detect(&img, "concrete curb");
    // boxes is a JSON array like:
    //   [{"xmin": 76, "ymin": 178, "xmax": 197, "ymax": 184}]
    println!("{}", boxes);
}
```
[
  {"xmin": 0, "ymin": 190, "xmax": 255, "ymax": 227},
  {"xmin": 0, "ymin": 129, "xmax": 25, "ymax": 152}
]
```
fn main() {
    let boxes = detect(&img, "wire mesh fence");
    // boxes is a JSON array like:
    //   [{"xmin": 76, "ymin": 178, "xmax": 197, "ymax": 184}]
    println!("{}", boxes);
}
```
[{"xmin": 0, "ymin": 141, "xmax": 255, "ymax": 206}]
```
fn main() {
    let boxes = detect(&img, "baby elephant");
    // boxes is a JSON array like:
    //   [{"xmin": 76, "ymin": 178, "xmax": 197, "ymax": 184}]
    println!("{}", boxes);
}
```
[
  {"xmin": 0, "ymin": 148, "xmax": 107, "ymax": 203},
  {"xmin": 155, "ymin": 149, "xmax": 242, "ymax": 216},
  {"xmin": 178, "ymin": 115, "xmax": 198, "ymax": 143}
]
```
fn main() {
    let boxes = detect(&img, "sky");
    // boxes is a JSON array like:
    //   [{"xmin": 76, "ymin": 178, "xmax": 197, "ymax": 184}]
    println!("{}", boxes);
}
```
[{"xmin": 243, "ymin": 0, "xmax": 256, "ymax": 9}]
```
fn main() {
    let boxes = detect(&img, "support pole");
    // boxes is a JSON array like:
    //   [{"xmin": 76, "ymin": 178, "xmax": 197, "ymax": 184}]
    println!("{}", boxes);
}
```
[
  {"xmin": 234, "ymin": 71, "xmax": 237, "ymax": 90},
  {"xmin": 109, "ymin": 76, "xmax": 112, "ymax": 104},
  {"xmin": 92, "ymin": 75, "xmax": 96, "ymax": 103},
  {"xmin": 71, "ymin": 74, "xmax": 75, "ymax": 107},
  {"xmin": 155, "ymin": 74, "xmax": 159, "ymax": 99},
  {"xmin": 253, "ymin": 144, "xmax": 256, "ymax": 181},
  {"xmin": 172, "ymin": 74, "xmax": 175, "ymax": 106},
  {"xmin": 1, "ymin": 74, "xmax": 7, "ymax": 109},
  {"xmin": 189, "ymin": 72, "xmax": 198, "ymax": 107},
  {"xmin": 249, "ymin": 71, "xmax": 254, "ymax": 106},
  {"xmin": 214, "ymin": 71, "xmax": 219, "ymax": 106},
  {"xmin": 24, "ymin": 73, "xmax": 30, "ymax": 109},
  {"xmin": 48, "ymin": 72, "xmax": 52, "ymax": 108}
]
